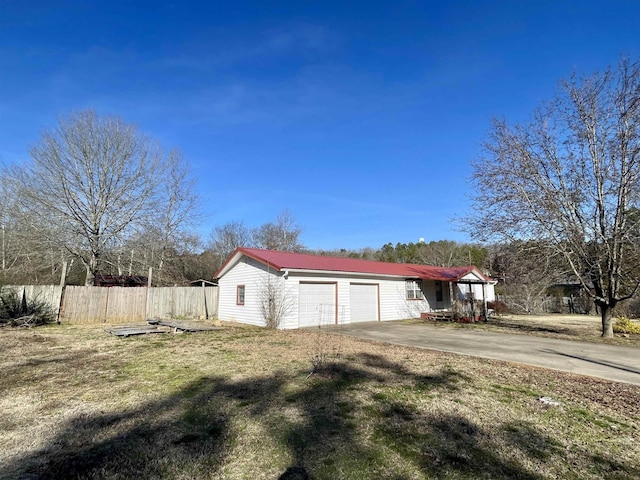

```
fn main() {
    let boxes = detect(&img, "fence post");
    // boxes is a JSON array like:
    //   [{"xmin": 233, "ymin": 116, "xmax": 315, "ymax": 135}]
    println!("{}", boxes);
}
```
[
  {"xmin": 103, "ymin": 287, "xmax": 110, "ymax": 324},
  {"xmin": 202, "ymin": 281, "xmax": 209, "ymax": 319},
  {"xmin": 145, "ymin": 267, "xmax": 153, "ymax": 320}
]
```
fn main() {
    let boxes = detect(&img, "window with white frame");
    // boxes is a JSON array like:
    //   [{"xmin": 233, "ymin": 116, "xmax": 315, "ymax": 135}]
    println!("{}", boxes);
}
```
[{"xmin": 406, "ymin": 280, "xmax": 424, "ymax": 300}]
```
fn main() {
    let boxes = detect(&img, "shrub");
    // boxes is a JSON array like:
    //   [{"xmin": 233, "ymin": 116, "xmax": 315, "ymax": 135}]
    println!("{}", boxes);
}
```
[
  {"xmin": 0, "ymin": 288, "xmax": 56, "ymax": 327},
  {"xmin": 612, "ymin": 317, "xmax": 640, "ymax": 335},
  {"xmin": 487, "ymin": 300, "xmax": 509, "ymax": 315}
]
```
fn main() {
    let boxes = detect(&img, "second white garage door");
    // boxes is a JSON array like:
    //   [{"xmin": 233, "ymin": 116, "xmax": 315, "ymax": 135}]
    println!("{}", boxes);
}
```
[
  {"xmin": 349, "ymin": 283, "xmax": 379, "ymax": 323},
  {"xmin": 298, "ymin": 282, "xmax": 336, "ymax": 328}
]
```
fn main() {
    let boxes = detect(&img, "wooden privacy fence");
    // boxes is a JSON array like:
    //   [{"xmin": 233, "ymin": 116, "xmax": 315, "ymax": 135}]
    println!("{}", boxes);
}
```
[
  {"xmin": 60, "ymin": 286, "xmax": 218, "ymax": 324},
  {"xmin": 5, "ymin": 285, "xmax": 218, "ymax": 324}
]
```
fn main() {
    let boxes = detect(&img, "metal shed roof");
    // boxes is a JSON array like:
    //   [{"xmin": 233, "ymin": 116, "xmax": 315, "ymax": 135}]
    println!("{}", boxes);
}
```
[{"xmin": 215, "ymin": 248, "xmax": 492, "ymax": 283}]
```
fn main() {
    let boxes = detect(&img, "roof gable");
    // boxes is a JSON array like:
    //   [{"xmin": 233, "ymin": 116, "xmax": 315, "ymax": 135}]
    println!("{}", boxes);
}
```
[{"xmin": 215, "ymin": 248, "xmax": 491, "ymax": 283}]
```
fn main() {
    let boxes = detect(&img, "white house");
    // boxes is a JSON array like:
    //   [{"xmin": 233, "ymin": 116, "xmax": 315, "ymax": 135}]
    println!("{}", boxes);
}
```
[{"xmin": 214, "ymin": 248, "xmax": 496, "ymax": 329}]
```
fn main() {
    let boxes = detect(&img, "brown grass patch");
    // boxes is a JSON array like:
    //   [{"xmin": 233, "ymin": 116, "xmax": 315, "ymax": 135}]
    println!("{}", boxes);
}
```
[
  {"xmin": 410, "ymin": 313, "xmax": 640, "ymax": 347},
  {"xmin": 1, "ymin": 323, "xmax": 639, "ymax": 479}
]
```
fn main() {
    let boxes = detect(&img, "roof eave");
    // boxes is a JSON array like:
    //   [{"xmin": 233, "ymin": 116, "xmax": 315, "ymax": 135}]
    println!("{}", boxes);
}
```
[{"xmin": 214, "ymin": 247, "xmax": 285, "ymax": 280}]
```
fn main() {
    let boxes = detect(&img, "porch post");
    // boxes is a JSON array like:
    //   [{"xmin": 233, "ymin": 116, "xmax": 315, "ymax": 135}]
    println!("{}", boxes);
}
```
[
  {"xmin": 482, "ymin": 282, "xmax": 488, "ymax": 321},
  {"xmin": 449, "ymin": 282, "xmax": 456, "ymax": 314}
]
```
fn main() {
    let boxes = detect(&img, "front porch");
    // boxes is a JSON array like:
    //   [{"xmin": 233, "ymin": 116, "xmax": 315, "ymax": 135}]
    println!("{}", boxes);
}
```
[{"xmin": 420, "ymin": 279, "xmax": 493, "ymax": 322}]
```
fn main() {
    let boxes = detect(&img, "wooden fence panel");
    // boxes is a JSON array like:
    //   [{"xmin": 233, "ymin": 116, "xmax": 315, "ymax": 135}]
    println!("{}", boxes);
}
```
[
  {"xmin": 205, "ymin": 287, "xmax": 218, "ymax": 318},
  {"xmin": 61, "ymin": 286, "xmax": 109, "ymax": 324},
  {"xmin": 147, "ymin": 287, "xmax": 217, "ymax": 319},
  {"xmin": 105, "ymin": 287, "xmax": 147, "ymax": 323}
]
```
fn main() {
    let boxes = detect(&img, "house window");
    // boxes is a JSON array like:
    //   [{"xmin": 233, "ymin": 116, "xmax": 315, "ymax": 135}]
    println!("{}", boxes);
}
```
[
  {"xmin": 435, "ymin": 281, "xmax": 443, "ymax": 302},
  {"xmin": 237, "ymin": 285, "xmax": 245, "ymax": 305},
  {"xmin": 406, "ymin": 280, "xmax": 424, "ymax": 300}
]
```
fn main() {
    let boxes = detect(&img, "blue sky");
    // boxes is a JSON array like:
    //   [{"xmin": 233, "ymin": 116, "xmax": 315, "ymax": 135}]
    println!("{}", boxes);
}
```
[{"xmin": 1, "ymin": 1, "xmax": 639, "ymax": 250}]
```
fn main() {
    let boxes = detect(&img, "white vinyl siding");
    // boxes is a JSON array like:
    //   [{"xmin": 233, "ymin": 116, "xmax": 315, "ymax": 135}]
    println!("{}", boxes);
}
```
[
  {"xmin": 378, "ymin": 277, "xmax": 429, "ymax": 320},
  {"xmin": 217, "ymin": 258, "xmax": 272, "ymax": 326}
]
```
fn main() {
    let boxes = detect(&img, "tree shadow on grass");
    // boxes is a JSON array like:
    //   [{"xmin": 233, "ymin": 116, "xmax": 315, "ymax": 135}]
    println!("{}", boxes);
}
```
[
  {"xmin": 3, "ymin": 352, "xmax": 636, "ymax": 479},
  {"xmin": 490, "ymin": 321, "xmax": 571, "ymax": 335},
  {"xmin": 1, "ymin": 374, "xmax": 288, "ymax": 479}
]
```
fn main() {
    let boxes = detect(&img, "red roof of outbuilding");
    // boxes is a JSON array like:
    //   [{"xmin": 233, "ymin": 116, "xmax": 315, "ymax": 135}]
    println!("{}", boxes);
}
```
[{"xmin": 215, "ymin": 248, "xmax": 491, "ymax": 283}]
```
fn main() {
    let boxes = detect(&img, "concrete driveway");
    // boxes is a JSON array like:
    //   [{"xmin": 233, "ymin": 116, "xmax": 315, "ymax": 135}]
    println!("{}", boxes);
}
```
[{"xmin": 324, "ymin": 321, "xmax": 640, "ymax": 386}]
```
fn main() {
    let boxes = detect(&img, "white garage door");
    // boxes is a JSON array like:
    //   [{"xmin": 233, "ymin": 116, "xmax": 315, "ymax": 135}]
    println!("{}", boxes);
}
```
[
  {"xmin": 298, "ymin": 283, "xmax": 336, "ymax": 328},
  {"xmin": 349, "ymin": 283, "xmax": 379, "ymax": 323}
]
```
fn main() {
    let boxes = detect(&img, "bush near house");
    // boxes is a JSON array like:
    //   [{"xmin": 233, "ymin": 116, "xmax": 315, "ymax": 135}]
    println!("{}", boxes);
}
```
[
  {"xmin": 487, "ymin": 300, "xmax": 509, "ymax": 315},
  {"xmin": 613, "ymin": 317, "xmax": 640, "ymax": 335},
  {"xmin": 0, "ymin": 287, "xmax": 56, "ymax": 327}
]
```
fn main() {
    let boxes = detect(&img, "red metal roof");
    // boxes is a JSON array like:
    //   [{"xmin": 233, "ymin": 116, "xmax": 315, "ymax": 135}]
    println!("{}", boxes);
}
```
[{"xmin": 216, "ymin": 247, "xmax": 490, "ymax": 283}]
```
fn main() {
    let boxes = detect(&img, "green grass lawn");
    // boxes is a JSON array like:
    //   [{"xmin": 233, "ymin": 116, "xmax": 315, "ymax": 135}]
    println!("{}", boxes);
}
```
[{"xmin": 1, "ymin": 323, "xmax": 639, "ymax": 479}]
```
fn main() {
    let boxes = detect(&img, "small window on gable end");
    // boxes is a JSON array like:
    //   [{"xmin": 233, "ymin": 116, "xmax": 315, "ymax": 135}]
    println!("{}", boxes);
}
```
[
  {"xmin": 237, "ymin": 285, "xmax": 245, "ymax": 305},
  {"xmin": 406, "ymin": 280, "xmax": 424, "ymax": 300}
]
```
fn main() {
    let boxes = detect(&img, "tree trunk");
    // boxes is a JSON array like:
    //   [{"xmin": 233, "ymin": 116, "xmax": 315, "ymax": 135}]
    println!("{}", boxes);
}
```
[
  {"xmin": 84, "ymin": 264, "xmax": 94, "ymax": 286},
  {"xmin": 600, "ymin": 303, "xmax": 614, "ymax": 338},
  {"xmin": 84, "ymin": 252, "xmax": 100, "ymax": 286}
]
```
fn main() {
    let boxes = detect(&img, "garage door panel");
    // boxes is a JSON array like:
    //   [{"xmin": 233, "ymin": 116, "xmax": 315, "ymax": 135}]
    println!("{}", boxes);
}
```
[
  {"xmin": 350, "ymin": 283, "xmax": 378, "ymax": 323},
  {"xmin": 299, "ymin": 283, "xmax": 336, "ymax": 327}
]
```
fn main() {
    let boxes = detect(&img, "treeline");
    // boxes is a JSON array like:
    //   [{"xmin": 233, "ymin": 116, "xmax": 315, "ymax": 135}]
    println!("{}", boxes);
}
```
[
  {"xmin": 306, "ymin": 241, "xmax": 488, "ymax": 269},
  {"xmin": 0, "ymin": 196, "xmax": 610, "ymax": 316},
  {"xmin": 0, "ymin": 199, "xmax": 496, "ymax": 286}
]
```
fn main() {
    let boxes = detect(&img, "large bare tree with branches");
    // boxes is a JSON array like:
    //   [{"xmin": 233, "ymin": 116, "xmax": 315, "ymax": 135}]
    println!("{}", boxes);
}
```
[
  {"xmin": 207, "ymin": 220, "xmax": 254, "ymax": 270},
  {"xmin": 253, "ymin": 209, "xmax": 304, "ymax": 252},
  {"xmin": 469, "ymin": 58, "xmax": 640, "ymax": 337},
  {"xmin": 5, "ymin": 110, "xmax": 199, "ymax": 285}
]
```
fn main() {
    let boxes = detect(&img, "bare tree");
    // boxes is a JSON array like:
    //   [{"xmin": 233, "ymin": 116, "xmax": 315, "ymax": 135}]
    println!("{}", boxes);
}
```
[
  {"xmin": 152, "ymin": 149, "xmax": 200, "ymax": 281},
  {"xmin": 468, "ymin": 58, "xmax": 640, "ymax": 337},
  {"xmin": 6, "ymin": 110, "xmax": 199, "ymax": 285},
  {"xmin": 0, "ymin": 174, "xmax": 68, "ymax": 284},
  {"xmin": 208, "ymin": 220, "xmax": 253, "ymax": 269},
  {"xmin": 258, "ymin": 273, "xmax": 294, "ymax": 328},
  {"xmin": 415, "ymin": 240, "xmax": 489, "ymax": 268},
  {"xmin": 207, "ymin": 210, "xmax": 304, "ymax": 270},
  {"xmin": 490, "ymin": 241, "xmax": 567, "ymax": 314},
  {"xmin": 253, "ymin": 209, "xmax": 304, "ymax": 252}
]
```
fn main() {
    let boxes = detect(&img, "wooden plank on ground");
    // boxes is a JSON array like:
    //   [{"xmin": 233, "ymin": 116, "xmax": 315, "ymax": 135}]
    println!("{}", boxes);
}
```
[
  {"xmin": 147, "ymin": 319, "xmax": 221, "ymax": 332},
  {"xmin": 106, "ymin": 325, "xmax": 166, "ymax": 337}
]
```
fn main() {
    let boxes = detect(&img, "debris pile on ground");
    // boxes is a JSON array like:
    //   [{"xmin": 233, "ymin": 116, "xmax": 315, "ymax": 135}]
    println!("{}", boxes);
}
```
[{"xmin": 107, "ymin": 319, "xmax": 222, "ymax": 337}]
